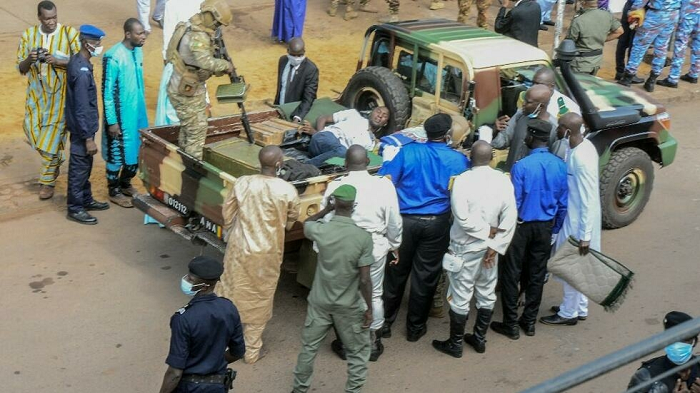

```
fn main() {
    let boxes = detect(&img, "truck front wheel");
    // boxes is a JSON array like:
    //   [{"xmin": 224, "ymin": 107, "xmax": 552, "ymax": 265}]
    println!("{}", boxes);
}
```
[
  {"xmin": 341, "ymin": 66, "xmax": 411, "ymax": 136},
  {"xmin": 600, "ymin": 147, "xmax": 655, "ymax": 229}
]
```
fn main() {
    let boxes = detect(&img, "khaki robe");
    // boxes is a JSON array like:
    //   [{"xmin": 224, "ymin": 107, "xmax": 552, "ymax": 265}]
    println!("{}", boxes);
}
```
[{"xmin": 220, "ymin": 175, "xmax": 300, "ymax": 325}]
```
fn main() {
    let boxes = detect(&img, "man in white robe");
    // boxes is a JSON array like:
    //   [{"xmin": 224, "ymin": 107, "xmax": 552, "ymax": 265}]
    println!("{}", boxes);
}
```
[{"xmin": 540, "ymin": 112, "xmax": 601, "ymax": 325}]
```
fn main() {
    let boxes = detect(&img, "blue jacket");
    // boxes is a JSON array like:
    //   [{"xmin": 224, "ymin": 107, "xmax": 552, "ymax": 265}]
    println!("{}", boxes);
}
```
[{"xmin": 65, "ymin": 54, "xmax": 98, "ymax": 153}]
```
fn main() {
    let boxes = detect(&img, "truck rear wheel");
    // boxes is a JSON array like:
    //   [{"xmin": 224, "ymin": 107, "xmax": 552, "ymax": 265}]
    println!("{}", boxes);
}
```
[
  {"xmin": 341, "ymin": 66, "xmax": 410, "ymax": 136},
  {"xmin": 600, "ymin": 147, "xmax": 655, "ymax": 229}
]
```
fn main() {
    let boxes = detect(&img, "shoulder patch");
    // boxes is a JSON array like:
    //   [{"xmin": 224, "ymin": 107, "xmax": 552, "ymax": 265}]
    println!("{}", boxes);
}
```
[{"xmin": 175, "ymin": 303, "xmax": 191, "ymax": 315}]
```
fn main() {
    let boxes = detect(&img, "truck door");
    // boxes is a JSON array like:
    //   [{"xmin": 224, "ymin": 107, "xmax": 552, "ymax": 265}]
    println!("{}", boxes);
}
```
[{"xmin": 392, "ymin": 46, "xmax": 440, "ymax": 127}]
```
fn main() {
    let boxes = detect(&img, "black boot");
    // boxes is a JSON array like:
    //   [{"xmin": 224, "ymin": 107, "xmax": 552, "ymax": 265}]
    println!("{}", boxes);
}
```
[
  {"xmin": 369, "ymin": 330, "xmax": 384, "ymax": 361},
  {"xmin": 644, "ymin": 73, "xmax": 659, "ymax": 92},
  {"xmin": 431, "ymin": 310, "xmax": 467, "ymax": 358},
  {"xmin": 656, "ymin": 77, "xmax": 678, "ymax": 88},
  {"xmin": 464, "ymin": 308, "xmax": 492, "ymax": 354},
  {"xmin": 617, "ymin": 71, "xmax": 635, "ymax": 87}
]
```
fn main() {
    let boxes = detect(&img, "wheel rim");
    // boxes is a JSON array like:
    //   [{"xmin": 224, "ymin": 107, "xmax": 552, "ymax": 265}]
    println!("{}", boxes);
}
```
[
  {"xmin": 354, "ymin": 87, "xmax": 385, "ymax": 112},
  {"xmin": 615, "ymin": 168, "xmax": 646, "ymax": 214}
]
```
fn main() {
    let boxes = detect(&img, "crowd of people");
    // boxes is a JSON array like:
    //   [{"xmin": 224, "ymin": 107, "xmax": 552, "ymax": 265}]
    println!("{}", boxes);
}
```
[{"xmin": 14, "ymin": 0, "xmax": 700, "ymax": 392}]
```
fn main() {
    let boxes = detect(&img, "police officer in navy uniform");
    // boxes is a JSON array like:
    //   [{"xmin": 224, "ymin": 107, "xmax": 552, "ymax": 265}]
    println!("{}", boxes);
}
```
[
  {"xmin": 628, "ymin": 311, "xmax": 700, "ymax": 393},
  {"xmin": 65, "ymin": 24, "xmax": 110, "ymax": 224},
  {"xmin": 159, "ymin": 256, "xmax": 245, "ymax": 393}
]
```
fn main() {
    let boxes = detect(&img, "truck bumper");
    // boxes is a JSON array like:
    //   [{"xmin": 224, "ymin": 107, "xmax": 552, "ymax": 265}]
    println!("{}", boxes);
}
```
[
  {"xmin": 133, "ymin": 194, "xmax": 227, "ymax": 253},
  {"xmin": 658, "ymin": 131, "xmax": 678, "ymax": 167}
]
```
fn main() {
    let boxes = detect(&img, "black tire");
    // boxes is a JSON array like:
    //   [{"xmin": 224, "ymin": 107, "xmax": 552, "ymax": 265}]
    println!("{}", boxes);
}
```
[
  {"xmin": 340, "ymin": 66, "xmax": 411, "ymax": 136},
  {"xmin": 600, "ymin": 147, "xmax": 655, "ymax": 229}
]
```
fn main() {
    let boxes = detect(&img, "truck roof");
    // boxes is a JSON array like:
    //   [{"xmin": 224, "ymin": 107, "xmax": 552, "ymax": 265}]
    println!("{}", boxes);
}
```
[{"xmin": 377, "ymin": 19, "xmax": 551, "ymax": 69}]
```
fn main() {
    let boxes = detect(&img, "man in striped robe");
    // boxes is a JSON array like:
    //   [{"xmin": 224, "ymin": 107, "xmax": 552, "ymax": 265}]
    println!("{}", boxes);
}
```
[{"xmin": 16, "ymin": 1, "xmax": 80, "ymax": 200}]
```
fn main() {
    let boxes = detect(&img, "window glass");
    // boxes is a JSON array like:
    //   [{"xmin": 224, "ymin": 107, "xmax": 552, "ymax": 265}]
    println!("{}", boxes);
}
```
[
  {"xmin": 394, "ymin": 49, "xmax": 438, "ymax": 95},
  {"xmin": 441, "ymin": 65, "xmax": 463, "ymax": 105},
  {"xmin": 499, "ymin": 64, "xmax": 541, "ymax": 117}
]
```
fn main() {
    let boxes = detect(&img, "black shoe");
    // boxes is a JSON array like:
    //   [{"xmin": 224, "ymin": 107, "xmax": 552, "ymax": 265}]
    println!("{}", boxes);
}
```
[
  {"xmin": 680, "ymin": 73, "xmax": 698, "ymax": 84},
  {"xmin": 518, "ymin": 321, "xmax": 536, "ymax": 336},
  {"xmin": 618, "ymin": 71, "xmax": 635, "ymax": 87},
  {"xmin": 432, "ymin": 310, "xmax": 467, "ymax": 358},
  {"xmin": 615, "ymin": 72, "xmax": 623, "ymax": 81},
  {"xmin": 67, "ymin": 210, "xmax": 97, "ymax": 225},
  {"xmin": 656, "ymin": 78, "xmax": 678, "ymax": 88},
  {"xmin": 644, "ymin": 73, "xmax": 659, "ymax": 92},
  {"xmin": 490, "ymin": 321, "xmax": 520, "ymax": 340},
  {"xmin": 540, "ymin": 314, "xmax": 578, "ymax": 326},
  {"xmin": 539, "ymin": 24, "xmax": 549, "ymax": 31},
  {"xmin": 543, "ymin": 20, "xmax": 555, "ymax": 26},
  {"xmin": 85, "ymin": 200, "xmax": 110, "ymax": 211},
  {"xmin": 631, "ymin": 76, "xmax": 645, "ymax": 84},
  {"xmin": 330, "ymin": 339, "xmax": 347, "ymax": 360},
  {"xmin": 370, "ymin": 332, "xmax": 384, "ymax": 362},
  {"xmin": 381, "ymin": 323, "xmax": 392, "ymax": 338},
  {"xmin": 406, "ymin": 325, "xmax": 427, "ymax": 342},
  {"xmin": 464, "ymin": 308, "xmax": 492, "ymax": 354},
  {"xmin": 550, "ymin": 306, "xmax": 587, "ymax": 321}
]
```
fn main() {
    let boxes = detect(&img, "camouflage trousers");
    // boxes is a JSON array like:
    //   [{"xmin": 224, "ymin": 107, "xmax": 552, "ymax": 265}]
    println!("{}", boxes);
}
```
[
  {"xmin": 169, "ymin": 91, "xmax": 208, "ymax": 160},
  {"xmin": 330, "ymin": 0, "xmax": 371, "ymax": 6},
  {"xmin": 386, "ymin": 0, "xmax": 399, "ymax": 13},
  {"xmin": 668, "ymin": 13, "xmax": 700, "ymax": 82},
  {"xmin": 458, "ymin": 0, "xmax": 491, "ymax": 28},
  {"xmin": 625, "ymin": 9, "xmax": 680, "ymax": 75}
]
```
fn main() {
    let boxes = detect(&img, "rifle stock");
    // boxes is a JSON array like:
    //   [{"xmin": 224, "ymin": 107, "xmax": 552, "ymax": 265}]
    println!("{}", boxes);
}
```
[{"xmin": 214, "ymin": 28, "xmax": 254, "ymax": 144}]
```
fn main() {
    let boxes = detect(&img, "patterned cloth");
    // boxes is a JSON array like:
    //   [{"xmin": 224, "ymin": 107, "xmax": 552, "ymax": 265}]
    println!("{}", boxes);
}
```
[
  {"xmin": 625, "ymin": 9, "xmax": 680, "ymax": 75},
  {"xmin": 219, "ymin": 175, "xmax": 300, "ymax": 363},
  {"xmin": 667, "ymin": 0, "xmax": 700, "ymax": 81},
  {"xmin": 16, "ymin": 24, "xmax": 80, "ymax": 185},
  {"xmin": 101, "ymin": 42, "xmax": 149, "ymax": 191},
  {"xmin": 458, "ymin": 0, "xmax": 491, "ymax": 27}
]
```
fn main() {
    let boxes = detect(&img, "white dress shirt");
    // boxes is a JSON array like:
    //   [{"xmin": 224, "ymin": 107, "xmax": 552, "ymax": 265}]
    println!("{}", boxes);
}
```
[
  {"xmin": 324, "ymin": 110, "xmax": 375, "ymax": 150},
  {"xmin": 554, "ymin": 138, "xmax": 601, "ymax": 250},
  {"xmin": 162, "ymin": 0, "xmax": 203, "ymax": 60},
  {"xmin": 449, "ymin": 166, "xmax": 518, "ymax": 254},
  {"xmin": 319, "ymin": 171, "xmax": 403, "ymax": 261},
  {"xmin": 548, "ymin": 89, "xmax": 581, "ymax": 117}
]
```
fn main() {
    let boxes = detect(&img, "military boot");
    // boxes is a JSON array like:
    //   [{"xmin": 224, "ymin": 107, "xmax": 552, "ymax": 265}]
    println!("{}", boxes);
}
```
[
  {"xmin": 464, "ymin": 308, "xmax": 492, "ymax": 354},
  {"xmin": 644, "ymin": 72, "xmax": 659, "ymax": 92},
  {"xmin": 617, "ymin": 71, "xmax": 636, "ymax": 87},
  {"xmin": 430, "ymin": 0, "xmax": 445, "ymax": 9},
  {"xmin": 358, "ymin": 0, "xmax": 378, "ymax": 12},
  {"xmin": 656, "ymin": 77, "xmax": 678, "ymax": 88},
  {"xmin": 431, "ymin": 310, "xmax": 467, "ymax": 358},
  {"xmin": 379, "ymin": 11, "xmax": 399, "ymax": 23},
  {"xmin": 344, "ymin": 4, "xmax": 358, "ymax": 20},
  {"xmin": 369, "ymin": 330, "xmax": 384, "ymax": 361},
  {"xmin": 328, "ymin": 1, "xmax": 338, "ymax": 17}
]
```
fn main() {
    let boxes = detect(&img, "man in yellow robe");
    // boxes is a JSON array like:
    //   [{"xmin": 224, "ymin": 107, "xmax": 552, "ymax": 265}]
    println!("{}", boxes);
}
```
[{"xmin": 220, "ymin": 145, "xmax": 300, "ymax": 364}]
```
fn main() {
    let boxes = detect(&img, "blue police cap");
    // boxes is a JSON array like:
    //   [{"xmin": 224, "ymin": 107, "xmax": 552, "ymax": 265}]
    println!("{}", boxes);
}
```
[
  {"xmin": 188, "ymin": 256, "xmax": 224, "ymax": 280},
  {"xmin": 79, "ymin": 24, "xmax": 105, "ymax": 40}
]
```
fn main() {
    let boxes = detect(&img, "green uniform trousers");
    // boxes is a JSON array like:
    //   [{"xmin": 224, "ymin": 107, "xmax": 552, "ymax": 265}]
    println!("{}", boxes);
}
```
[
  {"xmin": 292, "ymin": 302, "xmax": 371, "ymax": 393},
  {"xmin": 169, "ymin": 90, "xmax": 208, "ymax": 160}
]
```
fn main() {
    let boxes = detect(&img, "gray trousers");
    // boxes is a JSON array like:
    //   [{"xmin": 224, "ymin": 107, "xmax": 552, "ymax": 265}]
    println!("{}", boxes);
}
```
[{"xmin": 293, "ymin": 302, "xmax": 371, "ymax": 393}]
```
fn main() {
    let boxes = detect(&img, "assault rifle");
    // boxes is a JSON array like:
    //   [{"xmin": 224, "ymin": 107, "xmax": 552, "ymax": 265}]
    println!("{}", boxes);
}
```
[{"xmin": 213, "ymin": 28, "xmax": 254, "ymax": 144}]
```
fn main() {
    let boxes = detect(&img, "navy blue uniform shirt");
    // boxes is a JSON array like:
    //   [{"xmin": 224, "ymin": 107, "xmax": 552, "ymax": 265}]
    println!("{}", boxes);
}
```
[
  {"xmin": 379, "ymin": 141, "xmax": 470, "ymax": 215},
  {"xmin": 166, "ymin": 293, "xmax": 245, "ymax": 376},
  {"xmin": 65, "ymin": 54, "xmax": 98, "ymax": 155},
  {"xmin": 510, "ymin": 147, "xmax": 568, "ymax": 233}
]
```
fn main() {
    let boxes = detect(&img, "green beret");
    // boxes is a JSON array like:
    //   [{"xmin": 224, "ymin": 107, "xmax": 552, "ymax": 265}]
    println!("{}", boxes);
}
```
[{"xmin": 332, "ymin": 184, "xmax": 357, "ymax": 201}]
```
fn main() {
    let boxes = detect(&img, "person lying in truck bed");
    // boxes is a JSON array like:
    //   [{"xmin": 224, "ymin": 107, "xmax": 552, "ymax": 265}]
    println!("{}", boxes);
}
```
[{"xmin": 302, "ymin": 107, "xmax": 390, "ymax": 167}]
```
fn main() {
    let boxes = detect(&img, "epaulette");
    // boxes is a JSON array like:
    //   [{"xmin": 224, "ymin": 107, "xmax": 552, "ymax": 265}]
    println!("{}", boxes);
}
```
[{"xmin": 175, "ymin": 303, "xmax": 192, "ymax": 315}]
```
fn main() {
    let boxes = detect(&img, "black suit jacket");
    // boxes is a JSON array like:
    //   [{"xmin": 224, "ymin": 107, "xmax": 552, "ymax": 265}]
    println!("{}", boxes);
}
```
[
  {"xmin": 495, "ymin": 0, "xmax": 542, "ymax": 47},
  {"xmin": 274, "ymin": 56, "xmax": 319, "ymax": 120}
]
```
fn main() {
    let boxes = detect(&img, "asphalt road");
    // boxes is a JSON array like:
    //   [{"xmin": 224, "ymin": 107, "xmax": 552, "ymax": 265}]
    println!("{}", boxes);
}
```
[{"xmin": 0, "ymin": 100, "xmax": 698, "ymax": 393}]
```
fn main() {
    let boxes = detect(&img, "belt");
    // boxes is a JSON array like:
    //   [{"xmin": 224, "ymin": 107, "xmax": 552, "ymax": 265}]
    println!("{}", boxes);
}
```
[
  {"xmin": 181, "ymin": 373, "xmax": 226, "ymax": 385},
  {"xmin": 577, "ymin": 49, "xmax": 603, "ymax": 57},
  {"xmin": 517, "ymin": 218, "xmax": 554, "ymax": 225},
  {"xmin": 403, "ymin": 213, "xmax": 449, "ymax": 221}
]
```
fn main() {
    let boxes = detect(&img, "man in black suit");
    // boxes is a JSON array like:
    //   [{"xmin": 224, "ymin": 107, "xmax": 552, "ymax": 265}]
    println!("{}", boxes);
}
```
[
  {"xmin": 495, "ymin": 0, "xmax": 542, "ymax": 47},
  {"xmin": 274, "ymin": 37, "xmax": 319, "ymax": 123}
]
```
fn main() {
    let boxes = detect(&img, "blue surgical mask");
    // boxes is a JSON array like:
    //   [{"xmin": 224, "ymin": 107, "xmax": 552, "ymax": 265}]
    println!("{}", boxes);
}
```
[
  {"xmin": 180, "ymin": 275, "xmax": 205, "ymax": 297},
  {"xmin": 528, "ymin": 103, "xmax": 542, "ymax": 119},
  {"xmin": 665, "ymin": 342, "xmax": 694, "ymax": 365}
]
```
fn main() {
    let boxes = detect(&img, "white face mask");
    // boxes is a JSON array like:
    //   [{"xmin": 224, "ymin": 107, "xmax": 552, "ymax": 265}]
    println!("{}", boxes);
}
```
[
  {"xmin": 287, "ymin": 54, "xmax": 305, "ymax": 67},
  {"xmin": 86, "ymin": 42, "xmax": 103, "ymax": 57}
]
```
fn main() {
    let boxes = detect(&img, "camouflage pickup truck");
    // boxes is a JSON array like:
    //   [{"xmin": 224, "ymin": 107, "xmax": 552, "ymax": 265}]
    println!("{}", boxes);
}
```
[{"xmin": 135, "ymin": 19, "xmax": 677, "ymax": 254}]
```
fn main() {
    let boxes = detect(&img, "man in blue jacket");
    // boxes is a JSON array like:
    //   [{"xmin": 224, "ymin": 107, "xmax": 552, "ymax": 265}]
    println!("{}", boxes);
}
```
[
  {"xmin": 65, "ymin": 24, "xmax": 109, "ymax": 224},
  {"xmin": 101, "ymin": 18, "xmax": 149, "ymax": 208}
]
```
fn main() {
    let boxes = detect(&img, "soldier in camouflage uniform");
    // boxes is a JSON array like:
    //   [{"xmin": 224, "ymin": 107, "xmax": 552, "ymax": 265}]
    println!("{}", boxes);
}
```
[
  {"xmin": 657, "ymin": 0, "xmax": 700, "ymax": 87},
  {"xmin": 168, "ymin": 0, "xmax": 234, "ymax": 159},
  {"xmin": 457, "ymin": 0, "xmax": 490, "ymax": 27},
  {"xmin": 379, "ymin": 0, "xmax": 400, "ymax": 23},
  {"xmin": 618, "ymin": 0, "xmax": 682, "ymax": 92}
]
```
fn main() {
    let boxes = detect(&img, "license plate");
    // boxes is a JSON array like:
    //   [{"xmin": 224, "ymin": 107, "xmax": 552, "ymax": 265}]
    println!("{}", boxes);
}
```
[{"xmin": 163, "ymin": 192, "xmax": 189, "ymax": 216}]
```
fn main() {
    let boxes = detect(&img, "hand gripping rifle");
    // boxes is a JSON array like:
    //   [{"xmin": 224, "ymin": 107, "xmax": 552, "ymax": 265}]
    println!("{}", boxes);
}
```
[{"xmin": 213, "ymin": 28, "xmax": 254, "ymax": 144}]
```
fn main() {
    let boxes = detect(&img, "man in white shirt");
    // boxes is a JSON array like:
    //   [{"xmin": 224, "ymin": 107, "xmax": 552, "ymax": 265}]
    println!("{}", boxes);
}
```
[
  {"xmin": 155, "ymin": 0, "xmax": 203, "ymax": 126},
  {"xmin": 306, "ymin": 107, "xmax": 389, "ymax": 167},
  {"xmin": 540, "ymin": 112, "xmax": 601, "ymax": 326},
  {"xmin": 319, "ymin": 145, "xmax": 402, "ymax": 361},
  {"xmin": 432, "ymin": 141, "xmax": 518, "ymax": 358}
]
